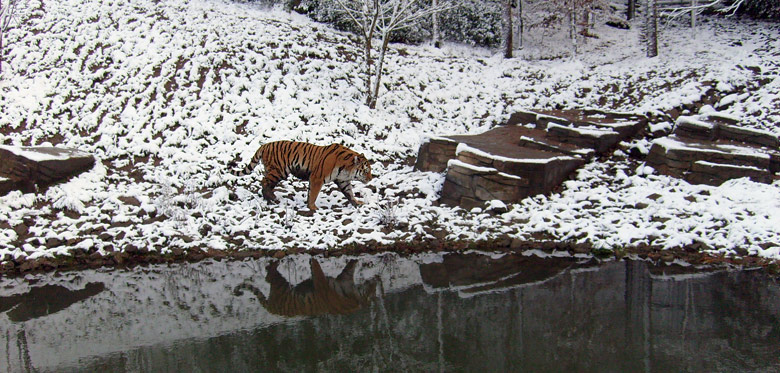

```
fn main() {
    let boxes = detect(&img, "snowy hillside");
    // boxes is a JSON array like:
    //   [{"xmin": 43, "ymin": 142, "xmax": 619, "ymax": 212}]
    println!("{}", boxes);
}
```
[{"xmin": 0, "ymin": 0, "xmax": 779, "ymax": 268}]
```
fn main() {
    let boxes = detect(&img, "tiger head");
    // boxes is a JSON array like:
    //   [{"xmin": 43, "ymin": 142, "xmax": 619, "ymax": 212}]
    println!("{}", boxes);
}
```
[{"xmin": 352, "ymin": 153, "xmax": 373, "ymax": 182}]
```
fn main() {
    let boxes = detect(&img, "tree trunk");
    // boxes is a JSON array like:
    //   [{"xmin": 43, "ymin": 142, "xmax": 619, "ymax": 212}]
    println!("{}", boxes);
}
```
[
  {"xmin": 0, "ymin": 31, "xmax": 4, "ymax": 74},
  {"xmin": 569, "ymin": 0, "xmax": 577, "ymax": 56},
  {"xmin": 503, "ymin": 0, "xmax": 513, "ymax": 58},
  {"xmin": 432, "ymin": 0, "xmax": 441, "ymax": 48},
  {"xmin": 363, "ymin": 38, "xmax": 373, "ymax": 106},
  {"xmin": 369, "ymin": 35, "xmax": 391, "ymax": 109},
  {"xmin": 627, "ymin": 0, "xmax": 636, "ymax": 20},
  {"xmin": 363, "ymin": 3, "xmax": 380, "ymax": 107},
  {"xmin": 515, "ymin": 0, "xmax": 523, "ymax": 50},
  {"xmin": 645, "ymin": 0, "xmax": 658, "ymax": 57}
]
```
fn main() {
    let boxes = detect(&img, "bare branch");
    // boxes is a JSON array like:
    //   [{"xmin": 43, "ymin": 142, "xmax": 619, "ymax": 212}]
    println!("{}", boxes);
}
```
[{"xmin": 331, "ymin": 0, "xmax": 453, "ymax": 108}]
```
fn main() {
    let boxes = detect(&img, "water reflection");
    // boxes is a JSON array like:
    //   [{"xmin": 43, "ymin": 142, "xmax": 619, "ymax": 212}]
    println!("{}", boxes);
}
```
[
  {"xmin": 0, "ymin": 282, "xmax": 105, "ymax": 322},
  {"xmin": 0, "ymin": 252, "xmax": 778, "ymax": 372},
  {"xmin": 232, "ymin": 259, "xmax": 377, "ymax": 317},
  {"xmin": 420, "ymin": 252, "xmax": 591, "ymax": 294}
]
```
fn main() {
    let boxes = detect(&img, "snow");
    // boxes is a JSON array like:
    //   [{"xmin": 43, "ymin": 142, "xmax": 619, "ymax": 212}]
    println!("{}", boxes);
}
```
[
  {"xmin": 447, "ymin": 159, "xmax": 524, "ymax": 180},
  {"xmin": 0, "ymin": 145, "xmax": 91, "ymax": 162},
  {"xmin": 0, "ymin": 0, "xmax": 779, "ymax": 264},
  {"xmin": 653, "ymin": 137, "xmax": 771, "ymax": 159},
  {"xmin": 675, "ymin": 115, "xmax": 715, "ymax": 130},
  {"xmin": 694, "ymin": 160, "xmax": 764, "ymax": 172},
  {"xmin": 547, "ymin": 123, "xmax": 619, "ymax": 137},
  {"xmin": 456, "ymin": 143, "xmax": 578, "ymax": 164}
]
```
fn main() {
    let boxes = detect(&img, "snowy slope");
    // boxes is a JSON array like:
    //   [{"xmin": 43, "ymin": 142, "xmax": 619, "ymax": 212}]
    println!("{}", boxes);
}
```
[{"xmin": 0, "ymin": 0, "xmax": 779, "ymax": 264}]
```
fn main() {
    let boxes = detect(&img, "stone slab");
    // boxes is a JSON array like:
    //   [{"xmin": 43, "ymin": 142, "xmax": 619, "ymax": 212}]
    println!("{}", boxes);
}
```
[
  {"xmin": 0, "ymin": 145, "xmax": 95, "ymax": 195},
  {"xmin": 517, "ymin": 109, "xmax": 646, "ymax": 138},
  {"xmin": 646, "ymin": 137, "xmax": 773, "ymax": 184},
  {"xmin": 417, "ymin": 108, "xmax": 647, "ymax": 209},
  {"xmin": 687, "ymin": 161, "xmax": 772, "ymax": 185},
  {"xmin": 546, "ymin": 124, "xmax": 621, "ymax": 154},
  {"xmin": 674, "ymin": 114, "xmax": 779, "ymax": 149},
  {"xmin": 414, "ymin": 137, "xmax": 458, "ymax": 173},
  {"xmin": 440, "ymin": 160, "xmax": 529, "ymax": 208}
]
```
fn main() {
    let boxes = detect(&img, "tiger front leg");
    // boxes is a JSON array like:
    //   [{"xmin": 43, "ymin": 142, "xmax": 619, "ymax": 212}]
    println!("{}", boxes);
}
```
[
  {"xmin": 307, "ymin": 179, "xmax": 324, "ymax": 211},
  {"xmin": 336, "ymin": 180, "xmax": 362, "ymax": 207}
]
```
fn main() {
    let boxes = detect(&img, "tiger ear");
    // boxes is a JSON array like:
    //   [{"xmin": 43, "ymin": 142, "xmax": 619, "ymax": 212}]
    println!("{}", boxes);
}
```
[{"xmin": 353, "ymin": 155, "xmax": 361, "ymax": 165}]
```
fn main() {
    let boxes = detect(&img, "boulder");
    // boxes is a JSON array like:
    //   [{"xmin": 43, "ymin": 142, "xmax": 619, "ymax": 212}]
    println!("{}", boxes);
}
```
[
  {"xmin": 417, "ymin": 109, "xmax": 645, "ymax": 209},
  {"xmin": 414, "ymin": 137, "xmax": 458, "ymax": 173},
  {"xmin": 647, "ymin": 112, "xmax": 779, "ymax": 185},
  {"xmin": 0, "ymin": 145, "xmax": 95, "ymax": 195}
]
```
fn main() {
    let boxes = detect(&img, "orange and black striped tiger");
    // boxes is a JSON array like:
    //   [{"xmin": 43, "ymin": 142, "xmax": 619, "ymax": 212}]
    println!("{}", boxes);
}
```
[{"xmin": 229, "ymin": 140, "xmax": 372, "ymax": 211}]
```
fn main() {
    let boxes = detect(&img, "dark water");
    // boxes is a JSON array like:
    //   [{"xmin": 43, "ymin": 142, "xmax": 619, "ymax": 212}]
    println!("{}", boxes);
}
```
[{"xmin": 1, "ymin": 252, "xmax": 779, "ymax": 372}]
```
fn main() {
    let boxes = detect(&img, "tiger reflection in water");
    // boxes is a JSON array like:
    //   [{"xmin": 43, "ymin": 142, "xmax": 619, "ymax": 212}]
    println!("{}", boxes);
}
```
[{"xmin": 233, "ymin": 259, "xmax": 378, "ymax": 317}]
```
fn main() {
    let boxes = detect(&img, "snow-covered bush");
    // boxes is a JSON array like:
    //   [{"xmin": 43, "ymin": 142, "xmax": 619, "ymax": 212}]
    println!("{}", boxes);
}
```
[
  {"xmin": 439, "ymin": 0, "xmax": 503, "ymax": 47},
  {"xmin": 376, "ymin": 200, "xmax": 400, "ymax": 227},
  {"xmin": 731, "ymin": 0, "xmax": 780, "ymax": 19},
  {"xmin": 252, "ymin": 0, "xmax": 502, "ymax": 47}
]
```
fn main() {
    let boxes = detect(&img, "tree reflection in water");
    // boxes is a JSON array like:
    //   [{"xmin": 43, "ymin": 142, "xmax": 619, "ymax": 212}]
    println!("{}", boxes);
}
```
[{"xmin": 1, "ymin": 253, "xmax": 778, "ymax": 372}]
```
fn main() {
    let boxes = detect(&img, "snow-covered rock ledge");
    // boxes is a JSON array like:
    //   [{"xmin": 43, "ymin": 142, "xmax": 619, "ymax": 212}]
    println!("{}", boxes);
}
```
[{"xmin": 0, "ymin": 146, "xmax": 95, "ymax": 195}]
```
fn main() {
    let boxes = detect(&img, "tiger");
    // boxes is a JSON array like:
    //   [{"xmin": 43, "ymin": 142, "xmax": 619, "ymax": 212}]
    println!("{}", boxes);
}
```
[{"xmin": 229, "ymin": 140, "xmax": 373, "ymax": 211}]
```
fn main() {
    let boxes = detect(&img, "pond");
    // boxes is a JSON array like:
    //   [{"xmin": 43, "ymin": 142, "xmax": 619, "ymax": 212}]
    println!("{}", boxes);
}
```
[{"xmin": 1, "ymin": 251, "xmax": 778, "ymax": 372}]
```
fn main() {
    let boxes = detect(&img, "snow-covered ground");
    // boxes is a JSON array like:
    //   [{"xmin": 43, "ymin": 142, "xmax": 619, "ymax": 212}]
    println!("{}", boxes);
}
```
[{"xmin": 0, "ymin": 0, "xmax": 779, "ymax": 267}]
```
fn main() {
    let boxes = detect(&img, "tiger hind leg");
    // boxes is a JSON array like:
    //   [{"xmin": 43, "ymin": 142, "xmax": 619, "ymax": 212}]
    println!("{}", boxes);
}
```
[{"xmin": 261, "ymin": 170, "xmax": 282, "ymax": 204}]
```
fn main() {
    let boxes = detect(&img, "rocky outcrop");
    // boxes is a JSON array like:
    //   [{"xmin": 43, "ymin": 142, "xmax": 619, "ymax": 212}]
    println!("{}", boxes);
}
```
[
  {"xmin": 0, "ymin": 145, "xmax": 95, "ymax": 195},
  {"xmin": 416, "ymin": 109, "xmax": 646, "ymax": 209},
  {"xmin": 645, "ymin": 112, "xmax": 779, "ymax": 186}
]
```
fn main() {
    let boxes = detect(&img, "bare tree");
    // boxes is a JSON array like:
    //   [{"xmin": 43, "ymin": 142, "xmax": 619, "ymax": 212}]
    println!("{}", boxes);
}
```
[
  {"xmin": 432, "ymin": 0, "xmax": 441, "ymax": 47},
  {"xmin": 0, "ymin": 0, "xmax": 23, "ymax": 74},
  {"xmin": 503, "ymin": 0, "xmax": 514, "ymax": 58},
  {"xmin": 647, "ymin": 0, "xmax": 746, "ymax": 57},
  {"xmin": 627, "ymin": 0, "xmax": 636, "ymax": 20},
  {"xmin": 644, "ymin": 0, "xmax": 658, "ymax": 57},
  {"xmin": 662, "ymin": 0, "xmax": 747, "ymax": 27},
  {"xmin": 334, "ymin": 0, "xmax": 453, "ymax": 109},
  {"xmin": 514, "ymin": 0, "xmax": 523, "ymax": 50}
]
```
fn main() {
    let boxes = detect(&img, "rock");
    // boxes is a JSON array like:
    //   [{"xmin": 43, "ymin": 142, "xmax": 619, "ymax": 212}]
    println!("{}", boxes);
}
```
[
  {"xmin": 673, "ymin": 116, "xmax": 717, "ymax": 140},
  {"xmin": 688, "ymin": 160, "xmax": 771, "ymax": 185},
  {"xmin": 118, "ymin": 196, "xmax": 142, "ymax": 207},
  {"xmin": 46, "ymin": 237, "xmax": 63, "ymax": 248},
  {"xmin": 547, "ymin": 124, "xmax": 620, "ymax": 154},
  {"xmin": 0, "ymin": 177, "xmax": 17, "ymax": 196},
  {"xmin": 606, "ymin": 18, "xmax": 630, "ymax": 29},
  {"xmin": 13, "ymin": 223, "xmax": 28, "ymax": 238},
  {"xmin": 717, "ymin": 123, "xmax": 778, "ymax": 148},
  {"xmin": 414, "ymin": 137, "xmax": 458, "ymax": 173},
  {"xmin": 646, "ymin": 111, "xmax": 778, "ymax": 185},
  {"xmin": 0, "ymin": 145, "xmax": 95, "ymax": 196},
  {"xmin": 646, "ymin": 137, "xmax": 771, "ymax": 182},
  {"xmin": 417, "ymin": 109, "xmax": 645, "ymax": 209}
]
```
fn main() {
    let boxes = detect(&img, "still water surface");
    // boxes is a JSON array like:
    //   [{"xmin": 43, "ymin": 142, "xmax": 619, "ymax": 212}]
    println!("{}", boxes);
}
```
[{"xmin": 1, "ymin": 252, "xmax": 778, "ymax": 372}]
